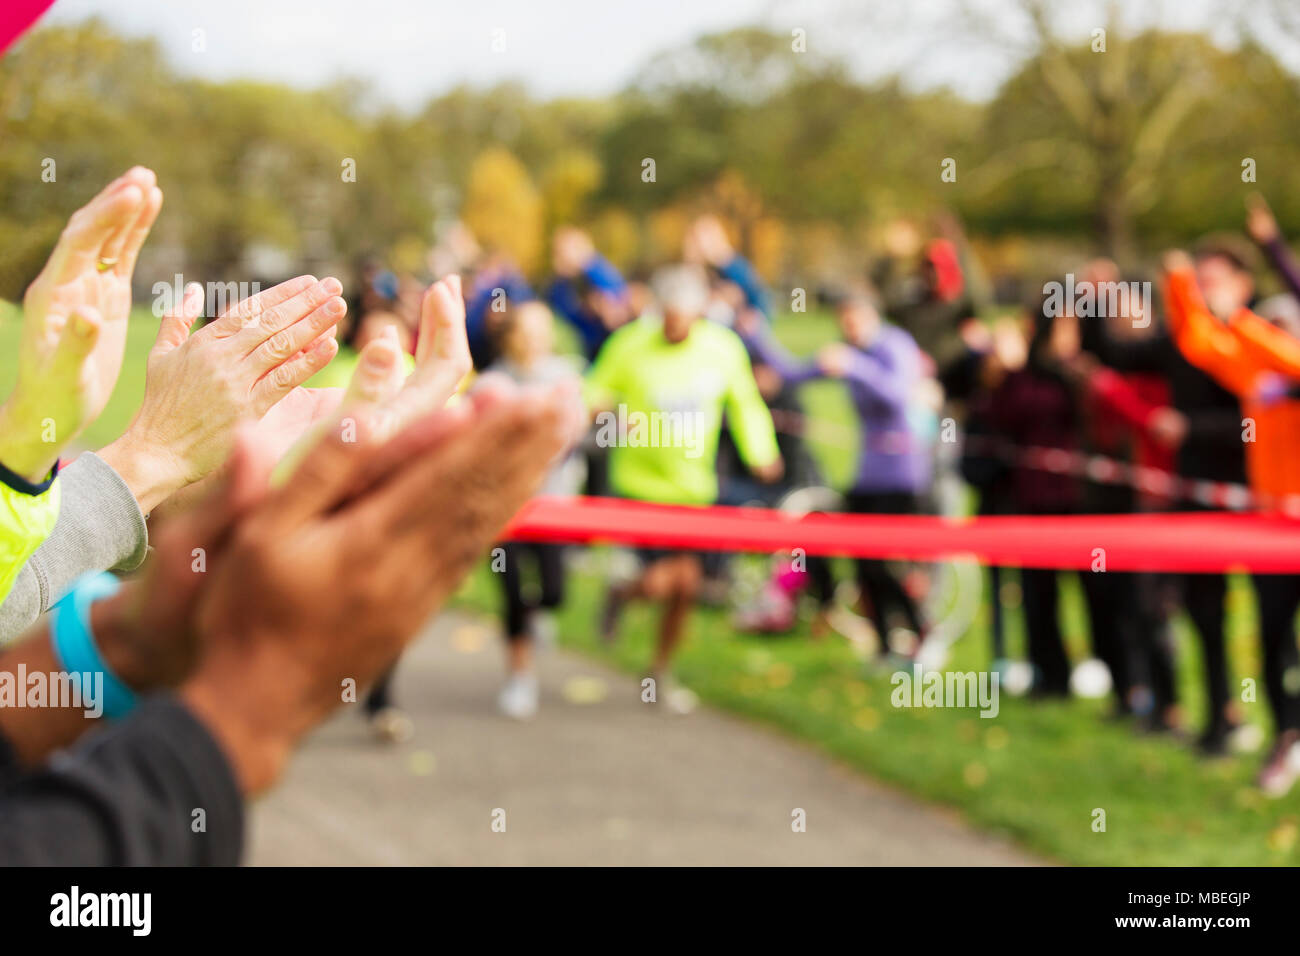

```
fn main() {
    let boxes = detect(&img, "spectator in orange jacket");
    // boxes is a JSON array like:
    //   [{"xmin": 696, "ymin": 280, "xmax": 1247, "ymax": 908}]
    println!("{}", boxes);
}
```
[{"xmin": 1162, "ymin": 247, "xmax": 1300, "ymax": 796}]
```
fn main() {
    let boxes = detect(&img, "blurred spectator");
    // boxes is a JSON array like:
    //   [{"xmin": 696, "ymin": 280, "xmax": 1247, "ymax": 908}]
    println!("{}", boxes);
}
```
[
  {"xmin": 464, "ymin": 253, "xmax": 535, "ymax": 370},
  {"xmin": 484, "ymin": 302, "xmax": 585, "ymax": 719},
  {"xmin": 1163, "ymin": 249, "xmax": 1300, "ymax": 792},
  {"xmin": 547, "ymin": 226, "xmax": 632, "ymax": 360},
  {"xmin": 740, "ymin": 287, "xmax": 934, "ymax": 655}
]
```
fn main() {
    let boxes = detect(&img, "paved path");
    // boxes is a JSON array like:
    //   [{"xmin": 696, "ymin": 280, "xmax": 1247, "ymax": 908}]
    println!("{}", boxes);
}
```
[{"xmin": 248, "ymin": 613, "xmax": 1040, "ymax": 866}]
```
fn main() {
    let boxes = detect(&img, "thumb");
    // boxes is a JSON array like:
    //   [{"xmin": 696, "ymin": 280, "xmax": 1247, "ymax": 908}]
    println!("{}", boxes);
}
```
[
  {"xmin": 343, "ymin": 328, "xmax": 406, "ymax": 408},
  {"xmin": 221, "ymin": 424, "xmax": 277, "ymax": 519},
  {"xmin": 51, "ymin": 306, "xmax": 104, "ymax": 374},
  {"xmin": 273, "ymin": 332, "xmax": 406, "ymax": 485},
  {"xmin": 152, "ymin": 283, "xmax": 204, "ymax": 359}
]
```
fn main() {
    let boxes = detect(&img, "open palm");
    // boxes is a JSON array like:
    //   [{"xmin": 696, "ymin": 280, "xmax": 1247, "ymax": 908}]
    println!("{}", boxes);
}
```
[{"xmin": 9, "ymin": 168, "xmax": 162, "ymax": 472}]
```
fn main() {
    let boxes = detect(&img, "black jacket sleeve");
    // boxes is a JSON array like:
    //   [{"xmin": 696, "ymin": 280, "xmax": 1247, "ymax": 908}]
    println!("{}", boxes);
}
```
[{"xmin": 0, "ymin": 695, "xmax": 244, "ymax": 865}]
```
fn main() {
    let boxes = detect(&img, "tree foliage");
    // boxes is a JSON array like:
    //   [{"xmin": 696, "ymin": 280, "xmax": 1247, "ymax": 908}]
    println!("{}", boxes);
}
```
[{"xmin": 1, "ymin": 17, "xmax": 1298, "ymax": 298}]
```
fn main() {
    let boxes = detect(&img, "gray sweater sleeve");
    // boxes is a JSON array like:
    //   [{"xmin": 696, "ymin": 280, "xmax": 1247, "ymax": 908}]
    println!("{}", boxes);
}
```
[{"xmin": 0, "ymin": 452, "xmax": 148, "ymax": 642}]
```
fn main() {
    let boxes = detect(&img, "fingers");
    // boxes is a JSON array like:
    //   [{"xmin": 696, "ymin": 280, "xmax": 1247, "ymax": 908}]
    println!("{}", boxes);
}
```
[
  {"xmin": 256, "ymin": 391, "xmax": 474, "ymax": 540},
  {"xmin": 361, "ymin": 382, "xmax": 571, "ymax": 547},
  {"xmin": 390, "ymin": 275, "xmax": 471, "ymax": 426},
  {"xmin": 151, "ymin": 283, "xmax": 204, "ymax": 359},
  {"xmin": 264, "ymin": 330, "xmax": 403, "ymax": 490},
  {"xmin": 303, "ymin": 386, "xmax": 344, "ymax": 424},
  {"xmin": 413, "ymin": 275, "xmax": 471, "ymax": 383},
  {"xmin": 222, "ymin": 424, "xmax": 279, "ymax": 517},
  {"xmin": 96, "ymin": 168, "xmax": 158, "ymax": 271},
  {"xmin": 245, "ymin": 290, "xmax": 346, "ymax": 373},
  {"xmin": 249, "ymin": 333, "xmax": 339, "ymax": 414},
  {"xmin": 43, "ymin": 169, "xmax": 153, "ymax": 283},
  {"xmin": 113, "ymin": 183, "xmax": 164, "ymax": 279},
  {"xmin": 235, "ymin": 277, "xmax": 344, "ymax": 358},
  {"xmin": 205, "ymin": 275, "xmax": 317, "ymax": 337},
  {"xmin": 415, "ymin": 274, "xmax": 468, "ymax": 365}
]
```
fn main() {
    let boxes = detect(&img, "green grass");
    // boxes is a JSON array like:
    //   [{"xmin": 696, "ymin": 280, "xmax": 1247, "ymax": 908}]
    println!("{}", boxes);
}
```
[
  {"xmin": 457, "ymin": 560, "xmax": 1298, "ymax": 865},
  {"xmin": 5, "ymin": 300, "xmax": 1297, "ymax": 864}
]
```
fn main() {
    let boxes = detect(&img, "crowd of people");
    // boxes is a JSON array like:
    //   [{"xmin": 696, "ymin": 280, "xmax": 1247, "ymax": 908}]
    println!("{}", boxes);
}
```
[
  {"xmin": 3, "ymin": 159, "xmax": 1300, "ymax": 865},
  {"xmin": 384, "ymin": 204, "xmax": 1300, "ymax": 801}
]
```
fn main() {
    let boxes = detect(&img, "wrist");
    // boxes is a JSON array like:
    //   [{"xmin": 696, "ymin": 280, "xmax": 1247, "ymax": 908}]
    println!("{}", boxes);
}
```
[
  {"xmin": 98, "ymin": 427, "xmax": 186, "ymax": 513},
  {"xmin": 179, "ymin": 665, "xmax": 295, "ymax": 795},
  {"xmin": 89, "ymin": 588, "xmax": 165, "ymax": 692},
  {"xmin": 0, "ymin": 396, "xmax": 61, "ymax": 482}
]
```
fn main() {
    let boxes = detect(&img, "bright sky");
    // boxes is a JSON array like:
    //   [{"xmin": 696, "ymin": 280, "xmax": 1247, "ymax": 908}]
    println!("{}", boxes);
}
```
[
  {"xmin": 46, "ymin": 0, "xmax": 787, "ymax": 105},
  {"xmin": 42, "ymin": 0, "xmax": 1300, "ymax": 108}
]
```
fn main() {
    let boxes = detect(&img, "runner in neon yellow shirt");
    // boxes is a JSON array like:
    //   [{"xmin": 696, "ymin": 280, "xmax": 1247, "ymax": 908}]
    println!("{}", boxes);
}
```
[
  {"xmin": 584, "ymin": 292, "xmax": 780, "ymax": 506},
  {"xmin": 584, "ymin": 265, "xmax": 782, "ymax": 711}
]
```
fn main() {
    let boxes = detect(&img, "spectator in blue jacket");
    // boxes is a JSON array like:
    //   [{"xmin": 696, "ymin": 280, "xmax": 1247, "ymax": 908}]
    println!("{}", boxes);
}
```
[
  {"xmin": 685, "ymin": 215, "xmax": 772, "ymax": 319},
  {"xmin": 465, "ymin": 254, "xmax": 535, "ymax": 369},
  {"xmin": 546, "ymin": 227, "xmax": 632, "ymax": 360}
]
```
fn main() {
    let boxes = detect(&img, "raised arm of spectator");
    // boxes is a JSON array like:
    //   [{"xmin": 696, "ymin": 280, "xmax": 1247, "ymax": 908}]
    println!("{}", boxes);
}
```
[
  {"xmin": 1246, "ymin": 194, "xmax": 1300, "ymax": 303},
  {"xmin": 1163, "ymin": 257, "xmax": 1261, "ymax": 398},
  {"xmin": 1165, "ymin": 255, "xmax": 1300, "ymax": 394},
  {"xmin": 1, "ymin": 267, "xmax": 364, "ymax": 636}
]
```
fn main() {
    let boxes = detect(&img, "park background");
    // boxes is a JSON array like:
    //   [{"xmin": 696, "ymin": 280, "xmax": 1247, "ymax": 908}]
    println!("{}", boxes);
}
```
[{"xmin": 3, "ymin": 0, "xmax": 1300, "ymax": 864}]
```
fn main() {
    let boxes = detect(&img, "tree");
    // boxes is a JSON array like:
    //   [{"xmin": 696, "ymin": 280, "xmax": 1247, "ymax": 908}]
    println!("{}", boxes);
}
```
[{"xmin": 461, "ymin": 148, "xmax": 543, "ymax": 273}]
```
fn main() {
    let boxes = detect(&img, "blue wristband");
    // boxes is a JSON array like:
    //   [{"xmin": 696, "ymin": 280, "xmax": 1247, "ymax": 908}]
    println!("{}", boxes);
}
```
[{"xmin": 50, "ymin": 572, "xmax": 137, "ymax": 720}]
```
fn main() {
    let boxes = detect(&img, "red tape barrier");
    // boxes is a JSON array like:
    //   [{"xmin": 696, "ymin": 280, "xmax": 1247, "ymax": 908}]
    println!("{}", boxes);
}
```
[
  {"xmin": 504, "ymin": 496, "xmax": 1300, "ymax": 573},
  {"xmin": 769, "ymin": 409, "xmax": 1289, "ymax": 513}
]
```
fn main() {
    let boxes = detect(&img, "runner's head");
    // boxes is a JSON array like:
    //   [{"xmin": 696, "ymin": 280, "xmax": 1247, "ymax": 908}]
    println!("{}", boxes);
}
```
[{"xmin": 653, "ymin": 264, "xmax": 709, "ymax": 343}]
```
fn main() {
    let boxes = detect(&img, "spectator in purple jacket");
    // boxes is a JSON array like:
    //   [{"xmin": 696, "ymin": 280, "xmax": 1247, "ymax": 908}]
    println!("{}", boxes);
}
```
[{"xmin": 740, "ymin": 288, "xmax": 935, "ymax": 656}]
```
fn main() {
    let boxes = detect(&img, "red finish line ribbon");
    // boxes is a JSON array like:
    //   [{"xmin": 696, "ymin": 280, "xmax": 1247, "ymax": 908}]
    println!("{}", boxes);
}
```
[{"xmin": 503, "ymin": 496, "xmax": 1300, "ymax": 573}]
